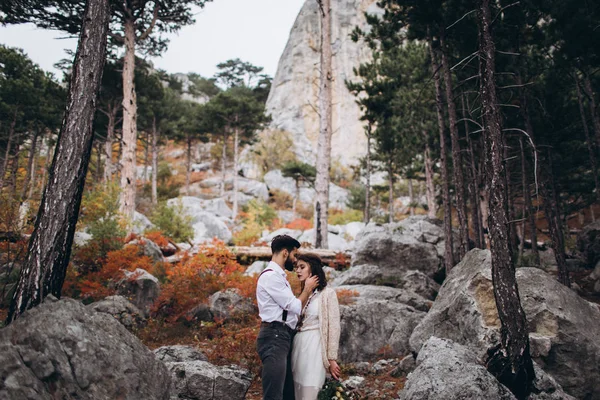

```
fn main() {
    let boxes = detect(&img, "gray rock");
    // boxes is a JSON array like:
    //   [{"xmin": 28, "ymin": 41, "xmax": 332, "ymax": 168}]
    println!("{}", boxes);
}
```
[
  {"xmin": 266, "ymin": 0, "xmax": 382, "ymax": 166},
  {"xmin": 127, "ymin": 237, "xmax": 164, "ymax": 263},
  {"xmin": 332, "ymin": 264, "xmax": 384, "ymax": 286},
  {"xmin": 116, "ymin": 268, "xmax": 160, "ymax": 317},
  {"xmin": 225, "ymin": 191, "xmax": 254, "ymax": 207},
  {"xmin": 166, "ymin": 361, "xmax": 251, "ymax": 400},
  {"xmin": 191, "ymin": 162, "xmax": 212, "ymax": 172},
  {"xmin": 339, "ymin": 300, "xmax": 425, "ymax": 362},
  {"xmin": 209, "ymin": 289, "xmax": 255, "ymax": 321},
  {"xmin": 342, "ymin": 376, "xmax": 365, "ymax": 390},
  {"xmin": 263, "ymin": 170, "xmax": 348, "ymax": 209},
  {"xmin": 181, "ymin": 303, "xmax": 214, "ymax": 326},
  {"xmin": 133, "ymin": 211, "xmax": 155, "ymax": 234},
  {"xmin": 276, "ymin": 210, "xmax": 296, "ymax": 224},
  {"xmin": 88, "ymin": 295, "xmax": 145, "ymax": 330},
  {"xmin": 400, "ymin": 270, "xmax": 440, "ymax": 301},
  {"xmin": 400, "ymin": 337, "xmax": 517, "ymax": 400},
  {"xmin": 237, "ymin": 177, "xmax": 269, "ymax": 201},
  {"xmin": 297, "ymin": 228, "xmax": 349, "ymax": 251},
  {"xmin": 578, "ymin": 220, "xmax": 600, "ymax": 267},
  {"xmin": 409, "ymin": 248, "xmax": 600, "ymax": 400},
  {"xmin": 530, "ymin": 362, "xmax": 577, "ymax": 400},
  {"xmin": 154, "ymin": 345, "xmax": 208, "ymax": 363},
  {"xmin": 392, "ymin": 355, "xmax": 416, "ymax": 377},
  {"xmin": 168, "ymin": 196, "xmax": 233, "ymax": 219},
  {"xmin": 344, "ymin": 221, "xmax": 366, "ymax": 240},
  {"xmin": 244, "ymin": 261, "xmax": 269, "ymax": 276},
  {"xmin": 0, "ymin": 297, "xmax": 171, "ymax": 399},
  {"xmin": 352, "ymin": 216, "xmax": 444, "ymax": 278},
  {"xmin": 73, "ymin": 231, "xmax": 92, "ymax": 247},
  {"xmin": 335, "ymin": 284, "xmax": 431, "ymax": 312}
]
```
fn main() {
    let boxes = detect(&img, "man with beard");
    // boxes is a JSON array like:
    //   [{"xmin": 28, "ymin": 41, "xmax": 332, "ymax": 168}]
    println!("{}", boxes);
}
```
[{"xmin": 256, "ymin": 235, "xmax": 319, "ymax": 400}]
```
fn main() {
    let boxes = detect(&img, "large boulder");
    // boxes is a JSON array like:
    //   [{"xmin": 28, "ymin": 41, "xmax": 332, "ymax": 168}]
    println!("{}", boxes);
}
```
[
  {"xmin": 132, "ymin": 211, "xmax": 155, "ymax": 234},
  {"xmin": 191, "ymin": 212, "xmax": 232, "ymax": 244},
  {"xmin": 339, "ymin": 300, "xmax": 425, "ymax": 363},
  {"xmin": 126, "ymin": 237, "xmax": 164, "ymax": 263},
  {"xmin": 167, "ymin": 196, "xmax": 233, "ymax": 219},
  {"xmin": 116, "ymin": 268, "xmax": 160, "ymax": 317},
  {"xmin": 0, "ymin": 297, "xmax": 171, "ymax": 399},
  {"xmin": 165, "ymin": 361, "xmax": 251, "ymax": 400},
  {"xmin": 578, "ymin": 220, "xmax": 600, "ymax": 267},
  {"xmin": 166, "ymin": 197, "xmax": 233, "ymax": 244},
  {"xmin": 335, "ymin": 285, "xmax": 431, "ymax": 312},
  {"xmin": 409, "ymin": 248, "xmax": 600, "ymax": 400},
  {"xmin": 263, "ymin": 170, "xmax": 348, "ymax": 209},
  {"xmin": 88, "ymin": 295, "xmax": 145, "ymax": 331},
  {"xmin": 352, "ymin": 216, "xmax": 444, "ymax": 278},
  {"xmin": 209, "ymin": 289, "xmax": 255, "ymax": 321},
  {"xmin": 154, "ymin": 345, "xmax": 208, "ymax": 363},
  {"xmin": 401, "ymin": 337, "xmax": 517, "ymax": 400}
]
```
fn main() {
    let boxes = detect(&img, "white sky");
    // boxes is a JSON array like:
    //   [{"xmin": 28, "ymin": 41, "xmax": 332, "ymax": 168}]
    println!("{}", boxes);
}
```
[{"xmin": 0, "ymin": 0, "xmax": 305, "ymax": 81}]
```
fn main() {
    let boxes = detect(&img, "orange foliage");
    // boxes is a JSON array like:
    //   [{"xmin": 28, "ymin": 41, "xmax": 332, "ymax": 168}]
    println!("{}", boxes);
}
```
[
  {"xmin": 336, "ymin": 288, "xmax": 359, "ymax": 305},
  {"xmin": 155, "ymin": 241, "xmax": 258, "ymax": 321},
  {"xmin": 329, "ymin": 252, "xmax": 351, "ymax": 270},
  {"xmin": 285, "ymin": 218, "xmax": 312, "ymax": 230},
  {"xmin": 64, "ymin": 245, "xmax": 155, "ymax": 302},
  {"xmin": 144, "ymin": 231, "xmax": 170, "ymax": 248}
]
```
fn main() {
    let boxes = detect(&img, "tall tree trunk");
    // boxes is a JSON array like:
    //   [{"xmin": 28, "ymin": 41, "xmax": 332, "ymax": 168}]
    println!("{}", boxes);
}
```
[
  {"xmin": 388, "ymin": 162, "xmax": 394, "ymax": 223},
  {"xmin": 233, "ymin": 127, "xmax": 240, "ymax": 220},
  {"xmin": 314, "ymin": 0, "xmax": 333, "ymax": 249},
  {"xmin": 103, "ymin": 106, "xmax": 116, "ymax": 182},
  {"xmin": 424, "ymin": 130, "xmax": 437, "ymax": 218},
  {"xmin": 518, "ymin": 75, "xmax": 540, "ymax": 263},
  {"xmin": 408, "ymin": 178, "xmax": 415, "ymax": 216},
  {"xmin": 7, "ymin": 0, "xmax": 110, "ymax": 324},
  {"xmin": 21, "ymin": 129, "xmax": 39, "ymax": 201},
  {"xmin": 8, "ymin": 139, "xmax": 21, "ymax": 194},
  {"xmin": 221, "ymin": 137, "xmax": 227, "ymax": 197},
  {"xmin": 0, "ymin": 109, "xmax": 18, "ymax": 191},
  {"xmin": 151, "ymin": 116, "xmax": 158, "ymax": 205},
  {"xmin": 519, "ymin": 137, "xmax": 539, "ymax": 265},
  {"xmin": 575, "ymin": 76, "xmax": 600, "ymax": 201},
  {"xmin": 118, "ymin": 17, "xmax": 138, "ymax": 222},
  {"xmin": 504, "ymin": 133, "xmax": 518, "ymax": 255},
  {"xmin": 477, "ymin": 1, "xmax": 535, "ymax": 397},
  {"xmin": 428, "ymin": 36, "xmax": 455, "ymax": 270},
  {"xmin": 582, "ymin": 73, "xmax": 600, "ymax": 153},
  {"xmin": 365, "ymin": 125, "xmax": 372, "ymax": 223},
  {"xmin": 440, "ymin": 33, "xmax": 469, "ymax": 259},
  {"xmin": 185, "ymin": 133, "xmax": 191, "ymax": 195},
  {"xmin": 540, "ymin": 149, "xmax": 570, "ymax": 287},
  {"xmin": 462, "ymin": 93, "xmax": 483, "ymax": 248}
]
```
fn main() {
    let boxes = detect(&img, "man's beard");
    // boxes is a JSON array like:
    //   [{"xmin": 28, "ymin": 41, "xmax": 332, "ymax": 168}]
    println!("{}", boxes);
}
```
[{"xmin": 284, "ymin": 256, "xmax": 295, "ymax": 271}]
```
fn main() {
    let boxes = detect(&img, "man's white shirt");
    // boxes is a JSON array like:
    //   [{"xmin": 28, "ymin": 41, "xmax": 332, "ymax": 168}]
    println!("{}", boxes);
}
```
[{"xmin": 256, "ymin": 261, "xmax": 301, "ymax": 330}]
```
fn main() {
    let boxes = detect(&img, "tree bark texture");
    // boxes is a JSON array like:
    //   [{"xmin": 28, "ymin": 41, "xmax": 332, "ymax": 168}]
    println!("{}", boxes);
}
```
[
  {"xmin": 103, "ymin": 105, "xmax": 116, "ymax": 182},
  {"xmin": 0, "ymin": 109, "xmax": 18, "ymax": 191},
  {"xmin": 151, "ymin": 116, "xmax": 158, "ymax": 205},
  {"xmin": 20, "ymin": 129, "xmax": 39, "ymax": 202},
  {"xmin": 233, "ymin": 127, "xmax": 240, "ymax": 219},
  {"xmin": 118, "ymin": 17, "xmax": 138, "ymax": 222},
  {"xmin": 424, "ymin": 130, "xmax": 437, "ymax": 219},
  {"xmin": 462, "ymin": 93, "xmax": 483, "ymax": 248},
  {"xmin": 388, "ymin": 162, "xmax": 394, "ymax": 223},
  {"xmin": 582, "ymin": 74, "xmax": 600, "ymax": 153},
  {"xmin": 7, "ymin": 0, "xmax": 110, "ymax": 324},
  {"xmin": 477, "ymin": 1, "xmax": 535, "ymax": 397},
  {"xmin": 365, "ymin": 125, "xmax": 372, "ymax": 223},
  {"xmin": 220, "ymin": 138, "xmax": 226, "ymax": 197},
  {"xmin": 314, "ymin": 0, "xmax": 333, "ymax": 249},
  {"xmin": 519, "ymin": 137, "xmax": 539, "ymax": 265},
  {"xmin": 429, "ymin": 38, "xmax": 455, "ymax": 270},
  {"xmin": 440, "ymin": 35, "xmax": 469, "ymax": 259},
  {"xmin": 408, "ymin": 178, "xmax": 415, "ymax": 216},
  {"xmin": 185, "ymin": 133, "xmax": 192, "ymax": 195}
]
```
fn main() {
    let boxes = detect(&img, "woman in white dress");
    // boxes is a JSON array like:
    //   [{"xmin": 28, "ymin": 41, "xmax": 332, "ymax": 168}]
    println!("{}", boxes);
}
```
[{"xmin": 291, "ymin": 254, "xmax": 341, "ymax": 400}]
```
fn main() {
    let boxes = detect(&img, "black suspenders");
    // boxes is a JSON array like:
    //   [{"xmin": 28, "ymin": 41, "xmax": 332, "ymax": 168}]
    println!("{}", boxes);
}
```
[{"xmin": 259, "ymin": 268, "xmax": 288, "ymax": 323}]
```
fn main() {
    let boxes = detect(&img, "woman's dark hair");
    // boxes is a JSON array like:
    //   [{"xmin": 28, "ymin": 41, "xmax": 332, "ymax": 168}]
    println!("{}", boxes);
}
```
[{"xmin": 296, "ymin": 253, "xmax": 327, "ymax": 291}]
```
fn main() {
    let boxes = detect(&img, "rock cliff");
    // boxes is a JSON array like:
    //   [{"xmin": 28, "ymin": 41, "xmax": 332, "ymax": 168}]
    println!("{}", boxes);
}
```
[{"xmin": 266, "ymin": 0, "xmax": 382, "ymax": 166}]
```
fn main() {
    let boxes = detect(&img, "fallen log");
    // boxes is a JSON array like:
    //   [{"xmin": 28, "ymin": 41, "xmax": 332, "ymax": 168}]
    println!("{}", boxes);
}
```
[{"xmin": 165, "ymin": 245, "xmax": 350, "ymax": 267}]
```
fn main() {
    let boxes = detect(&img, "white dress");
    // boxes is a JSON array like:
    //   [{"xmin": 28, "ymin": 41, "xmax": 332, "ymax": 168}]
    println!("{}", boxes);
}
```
[{"xmin": 291, "ymin": 291, "xmax": 326, "ymax": 400}]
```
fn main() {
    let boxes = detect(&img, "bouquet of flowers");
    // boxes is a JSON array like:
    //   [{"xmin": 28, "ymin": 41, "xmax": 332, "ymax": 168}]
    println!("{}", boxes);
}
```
[{"xmin": 317, "ymin": 378, "xmax": 356, "ymax": 400}]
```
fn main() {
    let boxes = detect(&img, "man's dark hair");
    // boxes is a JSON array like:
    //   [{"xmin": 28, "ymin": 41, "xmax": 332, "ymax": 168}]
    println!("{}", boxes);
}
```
[
  {"xmin": 271, "ymin": 235, "xmax": 301, "ymax": 254},
  {"xmin": 296, "ymin": 253, "xmax": 327, "ymax": 291}
]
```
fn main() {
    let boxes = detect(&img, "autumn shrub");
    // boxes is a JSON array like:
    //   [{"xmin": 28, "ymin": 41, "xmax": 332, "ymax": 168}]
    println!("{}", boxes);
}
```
[
  {"xmin": 205, "ymin": 320, "xmax": 262, "ymax": 377},
  {"xmin": 65, "ymin": 244, "xmax": 155, "ymax": 302},
  {"xmin": 286, "ymin": 218, "xmax": 312, "ymax": 230},
  {"xmin": 269, "ymin": 188, "xmax": 293, "ymax": 210},
  {"xmin": 328, "ymin": 209, "xmax": 363, "ymax": 225},
  {"xmin": 155, "ymin": 241, "xmax": 257, "ymax": 321},
  {"xmin": 233, "ymin": 200, "xmax": 278, "ymax": 246},
  {"xmin": 150, "ymin": 201, "xmax": 194, "ymax": 243}
]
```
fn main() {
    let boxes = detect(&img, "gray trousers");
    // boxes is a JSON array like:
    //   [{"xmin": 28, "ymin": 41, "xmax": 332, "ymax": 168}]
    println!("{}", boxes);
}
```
[{"xmin": 256, "ymin": 322, "xmax": 296, "ymax": 400}]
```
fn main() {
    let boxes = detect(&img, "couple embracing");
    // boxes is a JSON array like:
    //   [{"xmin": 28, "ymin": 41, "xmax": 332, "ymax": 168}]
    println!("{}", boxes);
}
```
[{"xmin": 256, "ymin": 235, "xmax": 341, "ymax": 400}]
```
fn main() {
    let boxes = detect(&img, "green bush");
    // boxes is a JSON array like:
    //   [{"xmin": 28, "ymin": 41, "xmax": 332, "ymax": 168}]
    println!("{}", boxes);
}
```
[
  {"xmin": 328, "ymin": 209, "xmax": 363, "ymax": 225},
  {"xmin": 150, "ymin": 201, "xmax": 194, "ymax": 243}
]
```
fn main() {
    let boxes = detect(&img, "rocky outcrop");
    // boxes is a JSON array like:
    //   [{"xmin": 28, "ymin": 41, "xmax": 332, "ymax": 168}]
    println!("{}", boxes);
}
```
[
  {"xmin": 167, "ymin": 197, "xmax": 232, "ymax": 244},
  {"xmin": 263, "ymin": 169, "xmax": 348, "ymax": 209},
  {"xmin": 88, "ymin": 295, "xmax": 146, "ymax": 330},
  {"xmin": 401, "ymin": 337, "xmax": 517, "ymax": 400},
  {"xmin": 155, "ymin": 345, "xmax": 251, "ymax": 400},
  {"xmin": 409, "ymin": 248, "xmax": 600, "ymax": 400},
  {"xmin": 352, "ymin": 216, "xmax": 445, "ymax": 278},
  {"xmin": 0, "ymin": 297, "xmax": 171, "ymax": 399},
  {"xmin": 209, "ymin": 289, "xmax": 255, "ymax": 321},
  {"xmin": 126, "ymin": 237, "xmax": 164, "ymax": 263},
  {"xmin": 260, "ymin": 226, "xmax": 350, "ymax": 251},
  {"xmin": 116, "ymin": 268, "xmax": 160, "ymax": 317},
  {"xmin": 266, "ymin": 0, "xmax": 383, "ymax": 166},
  {"xmin": 335, "ymin": 284, "xmax": 431, "ymax": 312},
  {"xmin": 339, "ymin": 300, "xmax": 425, "ymax": 362},
  {"xmin": 133, "ymin": 211, "xmax": 155, "ymax": 234},
  {"xmin": 168, "ymin": 196, "xmax": 232, "ymax": 219}
]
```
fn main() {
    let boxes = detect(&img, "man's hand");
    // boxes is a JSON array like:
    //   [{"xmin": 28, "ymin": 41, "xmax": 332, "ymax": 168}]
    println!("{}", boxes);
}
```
[
  {"xmin": 329, "ymin": 360, "xmax": 341, "ymax": 380},
  {"xmin": 303, "ymin": 275, "xmax": 319, "ymax": 293}
]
